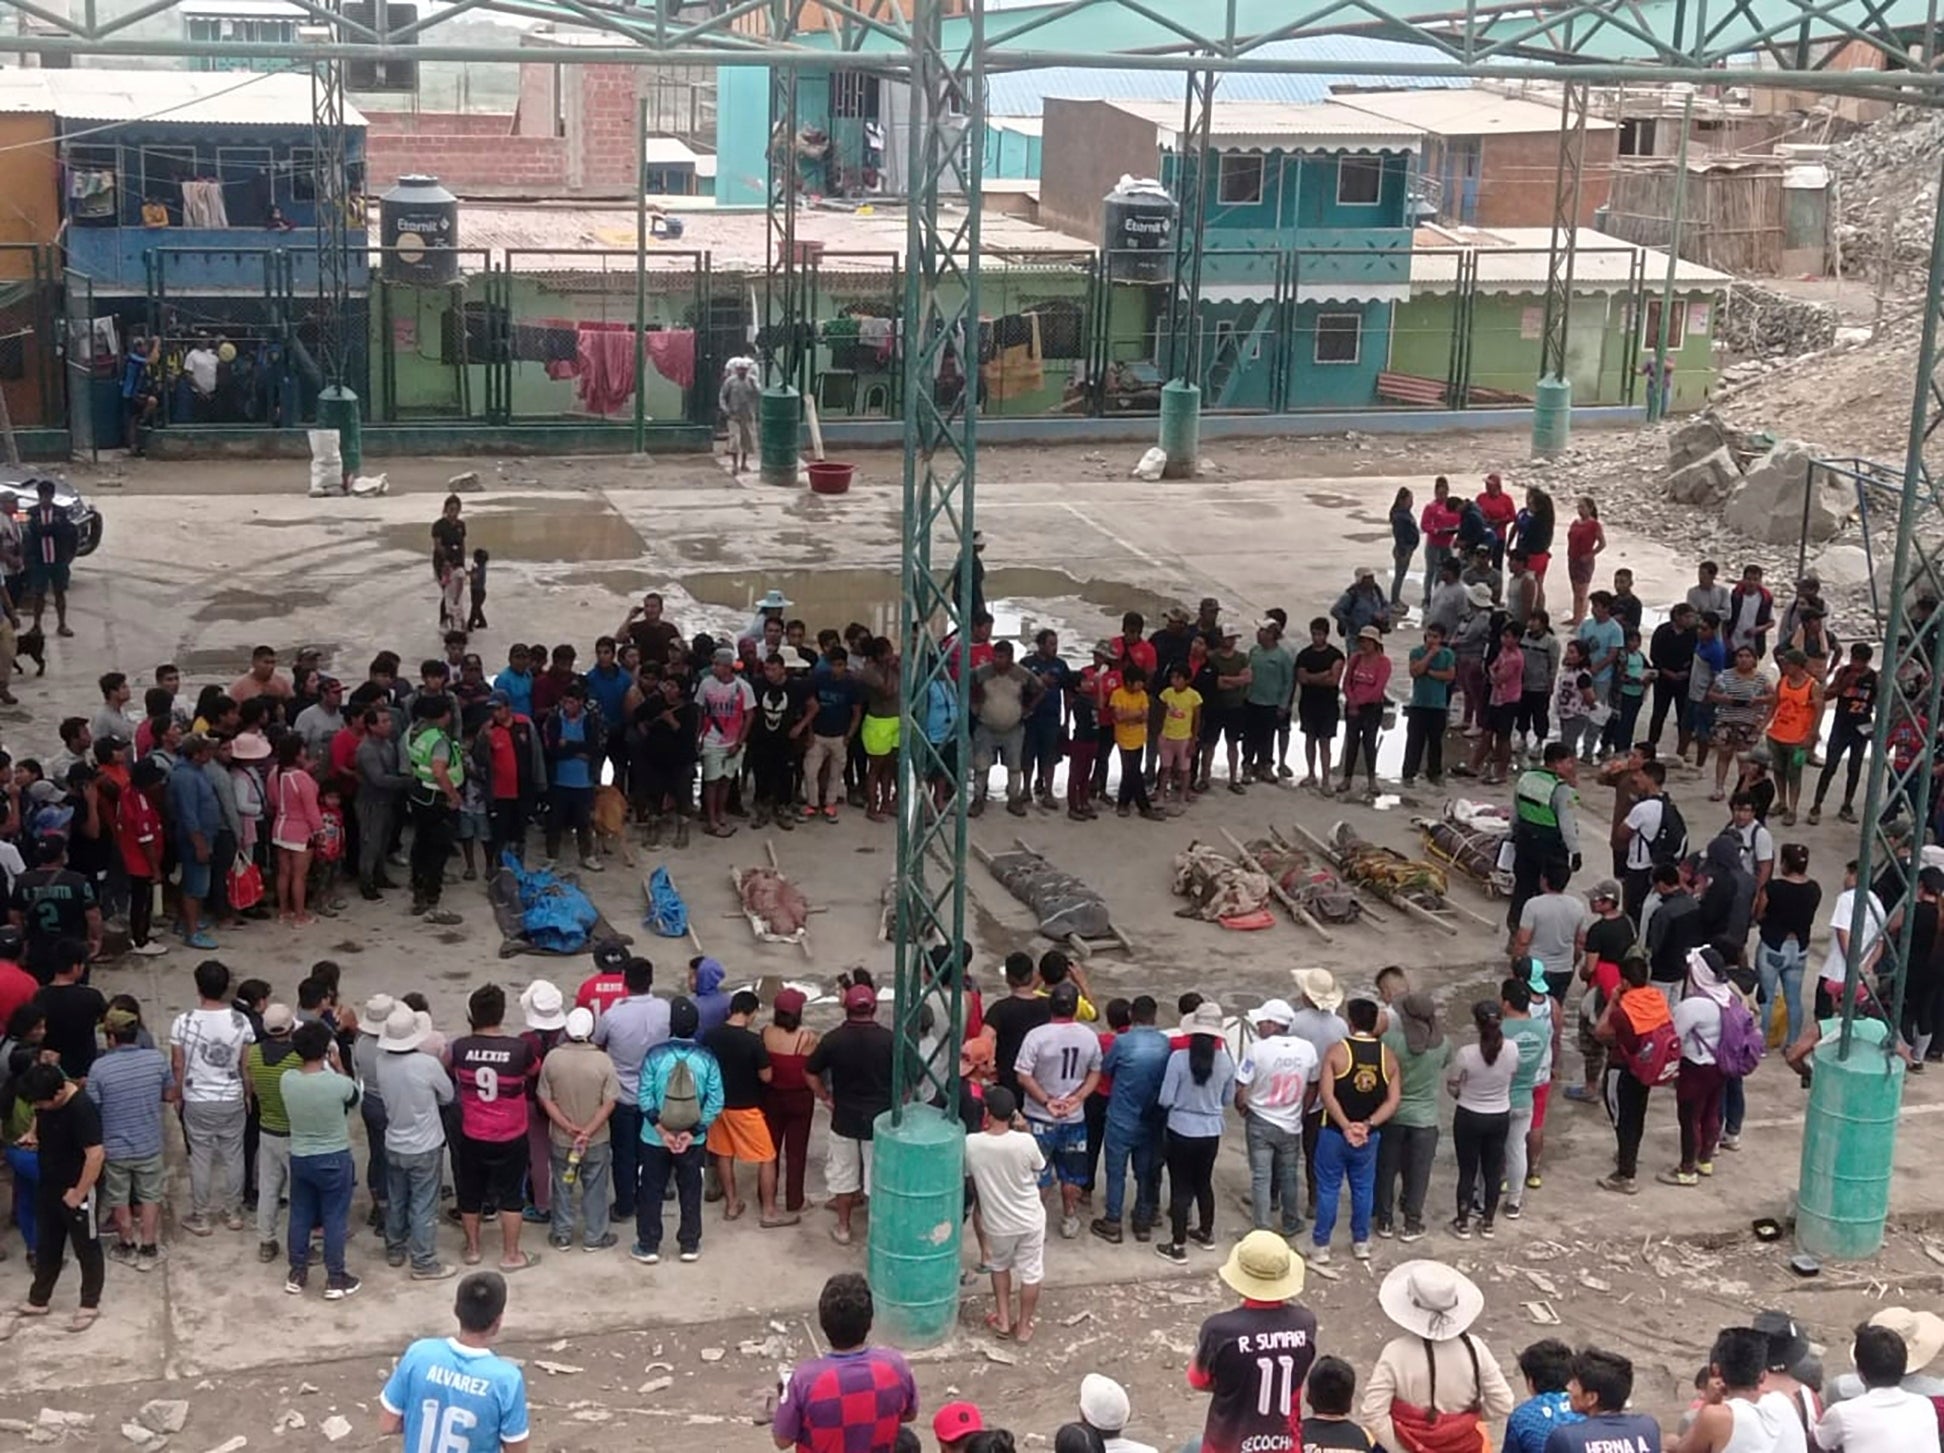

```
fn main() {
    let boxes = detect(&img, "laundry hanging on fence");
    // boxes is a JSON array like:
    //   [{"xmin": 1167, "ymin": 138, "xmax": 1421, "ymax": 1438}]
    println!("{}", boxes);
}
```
[
  {"xmin": 68, "ymin": 169, "xmax": 116, "ymax": 221},
  {"xmin": 644, "ymin": 327, "xmax": 696, "ymax": 389},
  {"xmin": 980, "ymin": 312, "xmax": 1042, "ymax": 401},
  {"xmin": 574, "ymin": 323, "xmax": 638, "ymax": 416},
  {"xmin": 181, "ymin": 180, "xmax": 229, "ymax": 229}
]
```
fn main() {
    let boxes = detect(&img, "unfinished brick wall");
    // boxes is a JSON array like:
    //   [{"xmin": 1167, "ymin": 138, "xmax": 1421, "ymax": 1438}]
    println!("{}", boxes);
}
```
[
  {"xmin": 1472, "ymin": 129, "xmax": 1618, "ymax": 228},
  {"xmin": 363, "ymin": 63, "xmax": 642, "ymax": 197}
]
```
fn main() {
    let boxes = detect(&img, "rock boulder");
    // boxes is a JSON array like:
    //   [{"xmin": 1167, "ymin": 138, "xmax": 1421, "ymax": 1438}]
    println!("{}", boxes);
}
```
[
  {"xmin": 1810, "ymin": 542, "xmax": 1873, "ymax": 588},
  {"xmin": 1666, "ymin": 444, "xmax": 1742, "ymax": 506},
  {"xmin": 1722, "ymin": 440, "xmax": 1855, "ymax": 545}
]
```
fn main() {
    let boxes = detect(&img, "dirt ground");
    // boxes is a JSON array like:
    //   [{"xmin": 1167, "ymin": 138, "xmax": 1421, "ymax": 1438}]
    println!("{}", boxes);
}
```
[{"xmin": 1, "ymin": 435, "xmax": 1935, "ymax": 1450}]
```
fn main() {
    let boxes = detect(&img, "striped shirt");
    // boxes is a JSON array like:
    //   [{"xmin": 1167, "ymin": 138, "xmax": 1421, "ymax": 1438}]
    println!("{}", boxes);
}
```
[
  {"xmin": 85, "ymin": 1044, "xmax": 173, "ymax": 1160},
  {"xmin": 245, "ymin": 1038, "xmax": 303, "ymax": 1134}
]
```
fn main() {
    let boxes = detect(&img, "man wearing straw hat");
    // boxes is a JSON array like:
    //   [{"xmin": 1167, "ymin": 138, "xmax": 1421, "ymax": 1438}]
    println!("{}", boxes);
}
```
[
  {"xmin": 1361, "ymin": 1260, "xmax": 1514, "ymax": 1451},
  {"xmin": 1186, "ymin": 1229, "xmax": 1317, "ymax": 1453}
]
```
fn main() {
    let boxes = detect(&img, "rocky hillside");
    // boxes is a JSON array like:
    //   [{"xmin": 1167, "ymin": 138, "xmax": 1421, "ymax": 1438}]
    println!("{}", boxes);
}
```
[{"xmin": 1831, "ymin": 106, "xmax": 1944, "ymax": 280}]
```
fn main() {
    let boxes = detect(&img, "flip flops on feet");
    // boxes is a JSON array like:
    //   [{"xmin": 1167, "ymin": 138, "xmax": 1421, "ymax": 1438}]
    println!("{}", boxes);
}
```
[{"xmin": 983, "ymin": 1312, "xmax": 1013, "ymax": 1340}]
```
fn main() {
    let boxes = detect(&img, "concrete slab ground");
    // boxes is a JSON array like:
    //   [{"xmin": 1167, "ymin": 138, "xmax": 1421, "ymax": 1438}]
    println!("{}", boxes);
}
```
[{"xmin": 2, "ymin": 438, "xmax": 1934, "ymax": 1450}]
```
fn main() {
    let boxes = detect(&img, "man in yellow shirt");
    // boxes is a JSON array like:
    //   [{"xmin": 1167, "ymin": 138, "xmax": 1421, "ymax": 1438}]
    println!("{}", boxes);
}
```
[
  {"xmin": 1108, "ymin": 664, "xmax": 1165, "ymax": 820},
  {"xmin": 1157, "ymin": 663, "xmax": 1203, "ymax": 809}
]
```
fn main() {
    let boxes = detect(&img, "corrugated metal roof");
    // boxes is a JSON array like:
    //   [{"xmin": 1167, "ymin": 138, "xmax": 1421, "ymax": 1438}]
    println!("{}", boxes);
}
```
[
  {"xmin": 643, "ymin": 136, "xmax": 703, "ymax": 167},
  {"xmin": 452, "ymin": 202, "xmax": 1094, "ymax": 273},
  {"xmin": 0, "ymin": 68, "xmax": 364, "ymax": 127},
  {"xmin": 178, "ymin": 0, "xmax": 305, "ymax": 17},
  {"xmin": 1411, "ymin": 225, "xmax": 1732, "ymax": 293},
  {"xmin": 1106, "ymin": 98, "xmax": 1421, "ymax": 153},
  {"xmin": 1332, "ymin": 89, "xmax": 1616, "ymax": 136},
  {"xmin": 982, "ymin": 37, "xmax": 1467, "ymax": 117}
]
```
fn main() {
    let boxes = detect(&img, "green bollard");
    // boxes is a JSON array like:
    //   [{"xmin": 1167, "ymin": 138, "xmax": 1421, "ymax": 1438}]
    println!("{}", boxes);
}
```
[
  {"xmin": 865, "ymin": 1104, "xmax": 965, "ymax": 1348},
  {"xmin": 1796, "ymin": 1015, "xmax": 1904, "ymax": 1260},
  {"xmin": 316, "ymin": 385, "xmax": 362, "ymax": 483},
  {"xmin": 760, "ymin": 385, "xmax": 801, "ymax": 489},
  {"xmin": 1159, "ymin": 379, "xmax": 1201, "ymax": 479}
]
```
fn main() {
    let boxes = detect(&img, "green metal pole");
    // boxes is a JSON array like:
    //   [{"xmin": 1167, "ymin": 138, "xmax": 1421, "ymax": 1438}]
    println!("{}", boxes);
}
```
[
  {"xmin": 1647, "ymin": 90, "xmax": 1693, "ymax": 424},
  {"xmin": 632, "ymin": 93, "xmax": 649, "ymax": 455}
]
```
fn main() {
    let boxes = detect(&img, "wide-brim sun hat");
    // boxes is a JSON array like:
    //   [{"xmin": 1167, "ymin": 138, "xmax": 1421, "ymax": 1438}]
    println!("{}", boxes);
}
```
[
  {"xmin": 1379, "ymin": 1260, "xmax": 1485, "ymax": 1341},
  {"xmin": 1871, "ymin": 1307, "xmax": 1944, "ymax": 1370},
  {"xmin": 520, "ymin": 979, "xmax": 567, "ymax": 1031},
  {"xmin": 379, "ymin": 1005, "xmax": 427, "ymax": 1053},
  {"xmin": 1292, "ymin": 967, "xmax": 1344, "ymax": 1013},
  {"xmin": 1219, "ymin": 1230, "xmax": 1306, "ymax": 1301},
  {"xmin": 1183, "ymin": 1001, "xmax": 1227, "ymax": 1038}
]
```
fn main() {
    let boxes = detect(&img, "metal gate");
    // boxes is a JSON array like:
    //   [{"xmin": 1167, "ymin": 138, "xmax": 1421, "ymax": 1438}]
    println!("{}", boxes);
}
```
[{"xmin": 63, "ymin": 269, "xmax": 95, "ymax": 463}]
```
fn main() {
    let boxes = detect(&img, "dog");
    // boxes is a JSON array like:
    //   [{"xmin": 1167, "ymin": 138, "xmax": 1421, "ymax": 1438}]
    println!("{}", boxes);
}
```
[
  {"xmin": 13, "ymin": 625, "xmax": 44, "ymax": 677},
  {"xmin": 591, "ymin": 784, "xmax": 637, "ymax": 868}
]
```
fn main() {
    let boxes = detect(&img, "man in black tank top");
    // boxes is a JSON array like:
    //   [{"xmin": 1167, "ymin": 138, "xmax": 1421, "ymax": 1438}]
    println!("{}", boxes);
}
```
[{"xmin": 1311, "ymin": 999, "xmax": 1400, "ymax": 1267}]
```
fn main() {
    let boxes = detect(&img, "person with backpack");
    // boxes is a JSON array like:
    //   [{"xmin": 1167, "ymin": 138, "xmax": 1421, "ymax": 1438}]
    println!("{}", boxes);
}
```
[
  {"xmin": 1657, "ymin": 946, "xmax": 1756, "ymax": 1187},
  {"xmin": 1620, "ymin": 760, "xmax": 1685, "ymax": 924},
  {"xmin": 631, "ymin": 994, "xmax": 723, "ymax": 1266},
  {"xmin": 1593, "ymin": 950, "xmax": 1676, "ymax": 1195}
]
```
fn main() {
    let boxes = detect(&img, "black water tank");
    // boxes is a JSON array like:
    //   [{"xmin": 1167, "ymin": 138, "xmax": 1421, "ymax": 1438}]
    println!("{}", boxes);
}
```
[
  {"xmin": 1102, "ymin": 175, "xmax": 1177, "ymax": 283},
  {"xmin": 380, "ymin": 174, "xmax": 459, "ymax": 285}
]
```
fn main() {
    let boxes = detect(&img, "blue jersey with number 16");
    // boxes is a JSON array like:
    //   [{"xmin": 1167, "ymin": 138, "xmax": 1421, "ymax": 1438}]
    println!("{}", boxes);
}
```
[{"xmin": 382, "ymin": 1337, "xmax": 530, "ymax": 1451}]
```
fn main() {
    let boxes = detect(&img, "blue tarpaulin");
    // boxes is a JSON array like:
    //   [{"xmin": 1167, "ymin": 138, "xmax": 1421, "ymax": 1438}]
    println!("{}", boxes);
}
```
[
  {"xmin": 646, "ymin": 865, "xmax": 689, "ymax": 939},
  {"xmin": 502, "ymin": 851, "xmax": 599, "ymax": 953}
]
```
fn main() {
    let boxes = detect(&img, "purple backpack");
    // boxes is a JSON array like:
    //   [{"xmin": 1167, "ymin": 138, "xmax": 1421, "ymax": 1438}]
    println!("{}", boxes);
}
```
[{"xmin": 1714, "ymin": 997, "xmax": 1764, "ymax": 1078}]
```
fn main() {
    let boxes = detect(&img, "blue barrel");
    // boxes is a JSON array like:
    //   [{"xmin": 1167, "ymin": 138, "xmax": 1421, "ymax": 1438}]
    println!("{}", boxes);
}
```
[
  {"xmin": 1159, "ymin": 379, "xmax": 1200, "ymax": 478},
  {"xmin": 1796, "ymin": 1015, "xmax": 1904, "ymax": 1260},
  {"xmin": 1530, "ymin": 376, "xmax": 1572, "ymax": 455},
  {"xmin": 866, "ymin": 1104, "xmax": 965, "ymax": 1347},
  {"xmin": 759, "ymin": 385, "xmax": 800, "ymax": 488}
]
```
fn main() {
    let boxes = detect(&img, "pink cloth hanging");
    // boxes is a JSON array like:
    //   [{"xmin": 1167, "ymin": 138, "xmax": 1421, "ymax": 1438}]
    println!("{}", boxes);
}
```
[
  {"xmin": 574, "ymin": 324, "xmax": 638, "ymax": 416},
  {"xmin": 644, "ymin": 328, "xmax": 696, "ymax": 389}
]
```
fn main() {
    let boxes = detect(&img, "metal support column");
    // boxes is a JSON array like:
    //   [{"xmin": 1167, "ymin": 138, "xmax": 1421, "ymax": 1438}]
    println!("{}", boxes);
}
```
[
  {"xmin": 309, "ymin": 8, "xmax": 358, "ymax": 480},
  {"xmin": 1646, "ymin": 91, "xmax": 1694, "ymax": 423},
  {"xmin": 1797, "ymin": 152, "xmax": 1944, "ymax": 1261},
  {"xmin": 874, "ymin": 0, "xmax": 980, "ymax": 1349},
  {"xmin": 1532, "ymin": 81, "xmax": 1587, "ymax": 454},
  {"xmin": 1160, "ymin": 68, "xmax": 1215, "ymax": 477},
  {"xmin": 759, "ymin": 2, "xmax": 803, "ymax": 487},
  {"xmin": 632, "ymin": 92, "xmax": 649, "ymax": 455}
]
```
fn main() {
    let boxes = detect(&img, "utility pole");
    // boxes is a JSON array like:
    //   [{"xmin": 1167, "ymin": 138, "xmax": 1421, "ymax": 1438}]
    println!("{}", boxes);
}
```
[
  {"xmin": 1533, "ymin": 82, "xmax": 1587, "ymax": 453},
  {"xmin": 1647, "ymin": 90, "xmax": 1694, "ymax": 424}
]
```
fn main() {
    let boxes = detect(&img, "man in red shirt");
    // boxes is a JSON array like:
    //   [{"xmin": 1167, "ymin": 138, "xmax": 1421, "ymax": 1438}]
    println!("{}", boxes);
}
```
[
  {"xmin": 1418, "ymin": 478, "xmax": 1461, "ymax": 610},
  {"xmin": 1114, "ymin": 611, "xmax": 1158, "ymax": 678},
  {"xmin": 575, "ymin": 940, "xmax": 631, "ymax": 1020},
  {"xmin": 0, "ymin": 923, "xmax": 36, "ymax": 1031},
  {"xmin": 1476, "ymin": 472, "xmax": 1517, "ymax": 570},
  {"xmin": 116, "ymin": 758, "xmax": 169, "ymax": 957},
  {"xmin": 473, "ymin": 693, "xmax": 539, "ymax": 866}
]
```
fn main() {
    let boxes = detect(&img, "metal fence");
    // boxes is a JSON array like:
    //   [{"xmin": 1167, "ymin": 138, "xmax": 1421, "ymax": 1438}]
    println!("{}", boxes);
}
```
[{"xmin": 44, "ymin": 236, "xmax": 1706, "ymax": 444}]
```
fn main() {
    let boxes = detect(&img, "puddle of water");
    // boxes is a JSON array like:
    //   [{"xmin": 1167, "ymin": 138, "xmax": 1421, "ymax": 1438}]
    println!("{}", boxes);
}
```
[
  {"xmin": 676, "ymin": 565, "xmax": 1187, "ymax": 646},
  {"xmin": 377, "ymin": 495, "xmax": 647, "ymax": 564},
  {"xmin": 673, "ymin": 537, "xmax": 727, "ymax": 562},
  {"xmin": 192, "ymin": 588, "xmax": 332, "ymax": 624},
  {"xmin": 172, "ymin": 641, "xmax": 350, "ymax": 677}
]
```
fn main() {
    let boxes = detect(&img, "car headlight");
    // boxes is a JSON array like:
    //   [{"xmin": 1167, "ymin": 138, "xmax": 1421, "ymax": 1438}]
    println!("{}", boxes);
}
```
[{"xmin": 65, "ymin": 502, "xmax": 89, "ymax": 522}]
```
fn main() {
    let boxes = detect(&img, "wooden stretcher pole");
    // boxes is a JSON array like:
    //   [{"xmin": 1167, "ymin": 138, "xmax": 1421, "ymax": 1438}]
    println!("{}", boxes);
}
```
[{"xmin": 1219, "ymin": 827, "xmax": 1333, "ymax": 942}]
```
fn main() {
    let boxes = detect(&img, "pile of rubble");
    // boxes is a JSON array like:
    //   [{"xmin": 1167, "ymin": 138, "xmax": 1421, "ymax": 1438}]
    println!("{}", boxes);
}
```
[
  {"xmin": 1830, "ymin": 105, "xmax": 1944, "ymax": 280},
  {"xmin": 1662, "ymin": 412, "xmax": 1857, "ymax": 547},
  {"xmin": 1716, "ymin": 281, "xmax": 1838, "ymax": 359}
]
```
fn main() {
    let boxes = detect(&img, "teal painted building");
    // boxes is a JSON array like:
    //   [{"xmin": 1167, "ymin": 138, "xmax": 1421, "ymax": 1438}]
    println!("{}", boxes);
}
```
[{"xmin": 1053, "ymin": 99, "xmax": 1420, "ymax": 412}]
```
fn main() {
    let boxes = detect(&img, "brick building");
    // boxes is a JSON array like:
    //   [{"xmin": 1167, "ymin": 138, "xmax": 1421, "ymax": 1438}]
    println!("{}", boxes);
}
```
[
  {"xmin": 364, "ymin": 35, "xmax": 709, "ymax": 198},
  {"xmin": 1334, "ymin": 90, "xmax": 1619, "ymax": 228}
]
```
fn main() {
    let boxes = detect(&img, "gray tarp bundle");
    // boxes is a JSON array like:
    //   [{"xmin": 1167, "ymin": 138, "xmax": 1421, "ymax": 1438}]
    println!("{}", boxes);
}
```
[{"xmin": 984, "ymin": 848, "xmax": 1114, "ymax": 940}]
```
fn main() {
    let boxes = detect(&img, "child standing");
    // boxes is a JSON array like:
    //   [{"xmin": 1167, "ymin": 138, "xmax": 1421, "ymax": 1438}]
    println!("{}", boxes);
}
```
[
  {"xmin": 1156, "ymin": 664, "xmax": 1202, "ymax": 809},
  {"xmin": 1553, "ymin": 639, "xmax": 1597, "ymax": 763},
  {"xmin": 1108, "ymin": 665, "xmax": 1162, "ymax": 821},
  {"xmin": 437, "ymin": 545, "xmax": 466, "ymax": 632},
  {"xmin": 468, "ymin": 547, "xmax": 490, "ymax": 631},
  {"xmin": 1300, "ymin": 1355, "xmax": 1381, "ymax": 1451},
  {"xmin": 311, "ymin": 786, "xmax": 346, "ymax": 915},
  {"xmin": 454, "ymin": 738, "xmax": 490, "ymax": 880}
]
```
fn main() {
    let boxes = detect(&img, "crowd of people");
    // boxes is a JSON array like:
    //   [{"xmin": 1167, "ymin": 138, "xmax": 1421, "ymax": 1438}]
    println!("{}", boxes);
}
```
[
  {"xmin": 0, "ymin": 481, "xmax": 1932, "ymax": 1449},
  {"xmin": 379, "ymin": 1236, "xmax": 1944, "ymax": 1453}
]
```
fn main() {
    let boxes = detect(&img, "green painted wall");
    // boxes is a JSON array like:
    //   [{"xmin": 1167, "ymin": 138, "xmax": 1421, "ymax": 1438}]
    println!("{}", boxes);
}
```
[{"xmin": 1389, "ymin": 289, "xmax": 1719, "ymax": 408}]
